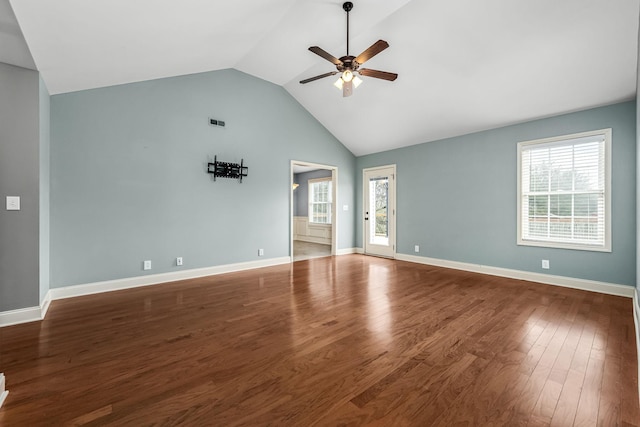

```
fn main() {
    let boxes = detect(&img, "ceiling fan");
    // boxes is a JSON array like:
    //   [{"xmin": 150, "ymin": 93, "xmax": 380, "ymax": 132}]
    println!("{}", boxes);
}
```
[{"xmin": 300, "ymin": 1, "xmax": 398, "ymax": 97}]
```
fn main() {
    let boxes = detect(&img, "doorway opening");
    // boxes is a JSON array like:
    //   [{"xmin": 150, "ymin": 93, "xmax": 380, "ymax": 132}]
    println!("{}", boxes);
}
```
[
  {"xmin": 291, "ymin": 161, "xmax": 338, "ymax": 261},
  {"xmin": 363, "ymin": 165, "xmax": 396, "ymax": 258}
]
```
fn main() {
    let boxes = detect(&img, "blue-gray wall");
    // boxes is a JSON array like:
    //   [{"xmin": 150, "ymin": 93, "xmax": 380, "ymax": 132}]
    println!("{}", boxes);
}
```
[
  {"xmin": 39, "ymin": 76, "xmax": 50, "ymax": 303},
  {"xmin": 293, "ymin": 169, "xmax": 333, "ymax": 217},
  {"xmin": 357, "ymin": 101, "xmax": 636, "ymax": 286},
  {"xmin": 0, "ymin": 63, "xmax": 41, "ymax": 311},
  {"xmin": 50, "ymin": 69, "xmax": 356, "ymax": 288}
]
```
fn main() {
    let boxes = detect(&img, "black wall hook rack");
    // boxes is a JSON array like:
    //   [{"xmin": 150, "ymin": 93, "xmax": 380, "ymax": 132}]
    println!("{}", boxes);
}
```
[{"xmin": 207, "ymin": 155, "xmax": 248, "ymax": 183}]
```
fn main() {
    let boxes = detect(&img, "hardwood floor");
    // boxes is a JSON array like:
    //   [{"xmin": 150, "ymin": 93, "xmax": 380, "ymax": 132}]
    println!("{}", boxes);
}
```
[{"xmin": 0, "ymin": 255, "xmax": 638, "ymax": 426}]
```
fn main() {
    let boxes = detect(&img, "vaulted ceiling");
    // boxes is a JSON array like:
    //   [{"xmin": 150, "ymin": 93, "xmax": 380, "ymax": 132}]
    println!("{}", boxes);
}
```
[{"xmin": 4, "ymin": 0, "xmax": 639, "ymax": 156}]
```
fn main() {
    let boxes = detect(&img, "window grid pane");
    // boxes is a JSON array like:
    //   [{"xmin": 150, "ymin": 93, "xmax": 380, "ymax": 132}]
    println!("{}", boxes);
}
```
[
  {"xmin": 520, "ymin": 135, "xmax": 606, "ymax": 248},
  {"xmin": 309, "ymin": 179, "xmax": 332, "ymax": 224}
]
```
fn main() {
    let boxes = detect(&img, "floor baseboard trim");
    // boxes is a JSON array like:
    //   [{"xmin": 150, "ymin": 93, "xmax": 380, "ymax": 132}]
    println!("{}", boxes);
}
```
[
  {"xmin": 1, "ymin": 257, "xmax": 291, "ymax": 327},
  {"xmin": 50, "ymin": 256, "xmax": 292, "ymax": 301},
  {"xmin": 0, "ymin": 305, "xmax": 44, "ymax": 327},
  {"xmin": 40, "ymin": 291, "xmax": 52, "ymax": 319},
  {"xmin": 0, "ymin": 373, "xmax": 6, "ymax": 409},
  {"xmin": 336, "ymin": 248, "xmax": 359, "ymax": 255},
  {"xmin": 395, "ymin": 253, "xmax": 635, "ymax": 298},
  {"xmin": 634, "ymin": 288, "xmax": 640, "ymax": 407}
]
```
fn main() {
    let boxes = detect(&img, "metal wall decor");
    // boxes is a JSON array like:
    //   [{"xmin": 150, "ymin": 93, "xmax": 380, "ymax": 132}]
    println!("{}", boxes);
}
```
[{"xmin": 207, "ymin": 155, "xmax": 248, "ymax": 183}]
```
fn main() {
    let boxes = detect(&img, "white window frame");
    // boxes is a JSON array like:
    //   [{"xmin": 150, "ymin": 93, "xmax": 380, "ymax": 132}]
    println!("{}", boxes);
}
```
[
  {"xmin": 308, "ymin": 177, "xmax": 332, "ymax": 224},
  {"xmin": 516, "ymin": 128, "xmax": 612, "ymax": 252}
]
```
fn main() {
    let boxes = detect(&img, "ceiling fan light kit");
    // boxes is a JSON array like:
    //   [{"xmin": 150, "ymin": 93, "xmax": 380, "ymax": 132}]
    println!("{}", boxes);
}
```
[{"xmin": 300, "ymin": 1, "xmax": 397, "ymax": 97}]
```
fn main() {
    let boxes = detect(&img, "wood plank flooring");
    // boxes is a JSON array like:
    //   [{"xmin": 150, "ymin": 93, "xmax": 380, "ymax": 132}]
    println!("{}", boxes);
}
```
[{"xmin": 0, "ymin": 255, "xmax": 638, "ymax": 426}]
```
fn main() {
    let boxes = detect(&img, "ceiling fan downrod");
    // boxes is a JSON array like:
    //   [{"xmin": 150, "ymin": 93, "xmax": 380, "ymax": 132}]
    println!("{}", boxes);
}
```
[{"xmin": 344, "ymin": 2, "xmax": 353, "ymax": 56}]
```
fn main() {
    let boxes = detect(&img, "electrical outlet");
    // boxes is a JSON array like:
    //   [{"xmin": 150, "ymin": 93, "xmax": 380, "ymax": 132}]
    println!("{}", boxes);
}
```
[
  {"xmin": 258, "ymin": 249, "xmax": 264, "ymax": 256},
  {"xmin": 542, "ymin": 259, "xmax": 550, "ymax": 269},
  {"xmin": 6, "ymin": 196, "xmax": 20, "ymax": 211},
  {"xmin": 176, "ymin": 257, "xmax": 183, "ymax": 266},
  {"xmin": 414, "ymin": 245, "xmax": 420, "ymax": 253},
  {"xmin": 143, "ymin": 260, "xmax": 152, "ymax": 270}
]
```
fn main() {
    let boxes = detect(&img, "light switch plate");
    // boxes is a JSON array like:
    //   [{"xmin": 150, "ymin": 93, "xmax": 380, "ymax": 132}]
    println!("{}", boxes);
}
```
[{"xmin": 6, "ymin": 196, "xmax": 20, "ymax": 210}]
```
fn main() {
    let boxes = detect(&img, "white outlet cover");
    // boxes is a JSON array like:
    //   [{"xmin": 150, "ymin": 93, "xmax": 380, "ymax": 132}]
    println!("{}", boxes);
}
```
[
  {"xmin": 542, "ymin": 260, "xmax": 550, "ymax": 269},
  {"xmin": 6, "ymin": 196, "xmax": 20, "ymax": 210},
  {"xmin": 414, "ymin": 245, "xmax": 420, "ymax": 252},
  {"xmin": 143, "ymin": 260, "xmax": 152, "ymax": 270},
  {"xmin": 176, "ymin": 257, "xmax": 183, "ymax": 266}
]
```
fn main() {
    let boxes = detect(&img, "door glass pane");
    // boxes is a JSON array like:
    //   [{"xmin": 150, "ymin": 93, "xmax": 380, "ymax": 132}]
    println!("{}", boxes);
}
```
[{"xmin": 369, "ymin": 177, "xmax": 389, "ymax": 246}]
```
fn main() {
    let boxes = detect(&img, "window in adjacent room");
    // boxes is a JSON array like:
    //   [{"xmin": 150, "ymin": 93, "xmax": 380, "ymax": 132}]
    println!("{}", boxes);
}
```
[
  {"xmin": 309, "ymin": 177, "xmax": 332, "ymax": 224},
  {"xmin": 517, "ymin": 128, "xmax": 611, "ymax": 252}
]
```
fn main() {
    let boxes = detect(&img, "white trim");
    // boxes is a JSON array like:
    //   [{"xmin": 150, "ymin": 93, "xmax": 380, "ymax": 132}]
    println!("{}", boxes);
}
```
[
  {"xmin": 40, "ymin": 290, "xmax": 52, "ymax": 319},
  {"xmin": 395, "ymin": 253, "xmax": 634, "ymax": 298},
  {"xmin": 516, "ymin": 128, "xmax": 612, "ymax": 253},
  {"xmin": 362, "ymin": 164, "xmax": 397, "ymax": 259},
  {"xmin": 307, "ymin": 176, "xmax": 333, "ymax": 225},
  {"xmin": 0, "ymin": 290, "xmax": 52, "ymax": 327},
  {"xmin": 1, "ymin": 256, "xmax": 291, "ymax": 327},
  {"xmin": 0, "ymin": 373, "xmax": 7, "ymax": 409},
  {"xmin": 0, "ymin": 305, "xmax": 44, "ymax": 327},
  {"xmin": 336, "ymin": 247, "xmax": 360, "ymax": 255},
  {"xmin": 291, "ymin": 160, "xmax": 338, "ymax": 258},
  {"xmin": 49, "ymin": 256, "xmax": 291, "ymax": 300},
  {"xmin": 634, "ymin": 288, "xmax": 640, "ymax": 407}
]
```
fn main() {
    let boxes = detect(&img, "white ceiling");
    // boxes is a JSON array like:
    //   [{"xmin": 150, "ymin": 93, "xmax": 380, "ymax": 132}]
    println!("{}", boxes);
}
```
[
  {"xmin": 6, "ymin": 0, "xmax": 639, "ymax": 156},
  {"xmin": 0, "ymin": 0, "xmax": 35, "ymax": 69}
]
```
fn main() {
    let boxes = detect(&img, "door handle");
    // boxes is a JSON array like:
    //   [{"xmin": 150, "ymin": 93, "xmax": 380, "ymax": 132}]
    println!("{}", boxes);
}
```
[{"xmin": 364, "ymin": 211, "xmax": 369, "ymax": 221}]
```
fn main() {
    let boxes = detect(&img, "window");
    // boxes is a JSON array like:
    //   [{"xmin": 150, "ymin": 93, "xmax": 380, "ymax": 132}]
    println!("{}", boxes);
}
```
[
  {"xmin": 309, "ymin": 177, "xmax": 332, "ymax": 224},
  {"xmin": 517, "ymin": 129, "xmax": 611, "ymax": 252}
]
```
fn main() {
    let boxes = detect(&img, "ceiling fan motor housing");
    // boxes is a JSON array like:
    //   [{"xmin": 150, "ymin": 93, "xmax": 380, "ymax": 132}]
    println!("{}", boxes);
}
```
[
  {"xmin": 338, "ymin": 56, "xmax": 358, "ymax": 72},
  {"xmin": 343, "ymin": 2, "xmax": 353, "ymax": 13}
]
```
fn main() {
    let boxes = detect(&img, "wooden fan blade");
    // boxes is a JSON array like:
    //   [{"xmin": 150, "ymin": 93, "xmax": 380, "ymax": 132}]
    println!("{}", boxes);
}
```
[
  {"xmin": 300, "ymin": 71, "xmax": 338, "ymax": 84},
  {"xmin": 359, "ymin": 68, "xmax": 398, "ymax": 81},
  {"xmin": 308, "ymin": 46, "xmax": 342, "ymax": 66},
  {"xmin": 355, "ymin": 40, "xmax": 389, "ymax": 65}
]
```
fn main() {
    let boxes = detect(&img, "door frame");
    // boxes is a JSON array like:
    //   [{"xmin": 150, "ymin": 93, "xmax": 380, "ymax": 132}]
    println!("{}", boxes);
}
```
[
  {"xmin": 362, "ymin": 164, "xmax": 396, "ymax": 258},
  {"xmin": 290, "ymin": 160, "xmax": 338, "ymax": 260}
]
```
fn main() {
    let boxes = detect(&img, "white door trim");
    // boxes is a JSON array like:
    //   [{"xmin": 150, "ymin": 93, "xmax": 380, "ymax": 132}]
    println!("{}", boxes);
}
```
[
  {"xmin": 291, "ymin": 160, "xmax": 338, "ymax": 259},
  {"xmin": 363, "ymin": 164, "xmax": 396, "ymax": 258}
]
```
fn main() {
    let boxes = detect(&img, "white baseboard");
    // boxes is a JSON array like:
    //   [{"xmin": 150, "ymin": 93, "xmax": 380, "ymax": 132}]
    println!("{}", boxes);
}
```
[
  {"xmin": 0, "ymin": 305, "xmax": 44, "ymax": 328},
  {"xmin": 336, "ymin": 247, "xmax": 360, "ymax": 255},
  {"xmin": 0, "ymin": 373, "xmax": 7, "ymax": 409},
  {"xmin": 395, "ymin": 253, "xmax": 635, "ymax": 298},
  {"xmin": 634, "ymin": 289, "xmax": 640, "ymax": 407},
  {"xmin": 49, "ymin": 256, "xmax": 292, "ymax": 301},
  {"xmin": 0, "ymin": 256, "xmax": 291, "ymax": 327},
  {"xmin": 40, "ymin": 291, "xmax": 52, "ymax": 318}
]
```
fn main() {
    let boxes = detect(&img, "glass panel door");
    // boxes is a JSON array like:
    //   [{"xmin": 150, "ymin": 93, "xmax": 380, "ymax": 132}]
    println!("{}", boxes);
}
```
[{"xmin": 364, "ymin": 165, "xmax": 396, "ymax": 258}]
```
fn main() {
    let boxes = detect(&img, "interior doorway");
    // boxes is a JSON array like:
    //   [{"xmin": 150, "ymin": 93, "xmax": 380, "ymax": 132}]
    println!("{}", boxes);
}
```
[
  {"xmin": 291, "ymin": 161, "xmax": 338, "ymax": 261},
  {"xmin": 363, "ymin": 165, "xmax": 396, "ymax": 258}
]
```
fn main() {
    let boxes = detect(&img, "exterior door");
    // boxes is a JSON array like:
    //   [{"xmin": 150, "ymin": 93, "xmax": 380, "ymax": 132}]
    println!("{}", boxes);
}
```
[{"xmin": 363, "ymin": 165, "xmax": 396, "ymax": 258}]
